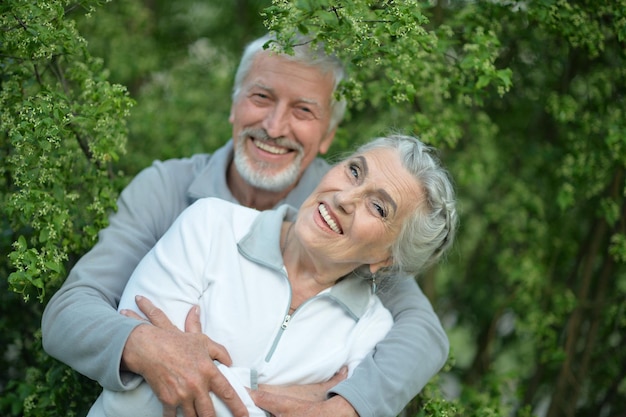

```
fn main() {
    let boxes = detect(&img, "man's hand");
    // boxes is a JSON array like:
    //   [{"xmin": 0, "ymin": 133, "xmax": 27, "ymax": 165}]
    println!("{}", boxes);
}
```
[
  {"xmin": 250, "ymin": 367, "xmax": 357, "ymax": 417},
  {"xmin": 121, "ymin": 296, "xmax": 248, "ymax": 417},
  {"xmin": 256, "ymin": 366, "xmax": 348, "ymax": 403},
  {"xmin": 249, "ymin": 391, "xmax": 358, "ymax": 417}
]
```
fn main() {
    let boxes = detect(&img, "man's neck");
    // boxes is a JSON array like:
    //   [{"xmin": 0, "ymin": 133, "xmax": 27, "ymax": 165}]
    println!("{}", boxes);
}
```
[{"xmin": 227, "ymin": 162, "xmax": 293, "ymax": 211}]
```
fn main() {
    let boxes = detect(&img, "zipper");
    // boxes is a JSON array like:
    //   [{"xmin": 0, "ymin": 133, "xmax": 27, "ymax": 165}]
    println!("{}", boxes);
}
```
[
  {"xmin": 264, "ymin": 267, "xmax": 332, "ymax": 361},
  {"xmin": 265, "ymin": 294, "xmax": 326, "ymax": 362},
  {"xmin": 265, "ymin": 313, "xmax": 291, "ymax": 362},
  {"xmin": 281, "ymin": 314, "xmax": 292, "ymax": 329},
  {"xmin": 265, "ymin": 267, "xmax": 293, "ymax": 362}
]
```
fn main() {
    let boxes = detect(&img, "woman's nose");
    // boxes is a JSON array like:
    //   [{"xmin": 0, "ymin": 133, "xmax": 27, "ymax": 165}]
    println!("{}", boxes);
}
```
[{"xmin": 334, "ymin": 190, "xmax": 358, "ymax": 214}]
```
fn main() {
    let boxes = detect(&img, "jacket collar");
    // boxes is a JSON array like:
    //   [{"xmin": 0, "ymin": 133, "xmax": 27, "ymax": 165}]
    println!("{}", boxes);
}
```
[{"xmin": 187, "ymin": 140, "xmax": 238, "ymax": 204}]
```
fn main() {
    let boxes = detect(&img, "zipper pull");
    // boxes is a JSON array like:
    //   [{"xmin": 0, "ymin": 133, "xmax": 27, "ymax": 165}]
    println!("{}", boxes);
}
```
[{"xmin": 281, "ymin": 314, "xmax": 291, "ymax": 329}]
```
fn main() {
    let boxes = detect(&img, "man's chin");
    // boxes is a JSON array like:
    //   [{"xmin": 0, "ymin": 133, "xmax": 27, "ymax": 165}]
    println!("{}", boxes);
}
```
[
  {"xmin": 234, "ymin": 149, "xmax": 302, "ymax": 192},
  {"xmin": 247, "ymin": 173, "xmax": 298, "ymax": 193}
]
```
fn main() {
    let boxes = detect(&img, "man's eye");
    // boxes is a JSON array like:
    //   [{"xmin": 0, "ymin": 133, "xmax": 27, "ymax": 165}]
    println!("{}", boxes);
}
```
[{"xmin": 294, "ymin": 106, "xmax": 316, "ymax": 120}]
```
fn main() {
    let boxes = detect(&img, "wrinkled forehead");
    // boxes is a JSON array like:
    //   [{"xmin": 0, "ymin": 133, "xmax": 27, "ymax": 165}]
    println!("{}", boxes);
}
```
[
  {"xmin": 251, "ymin": 51, "xmax": 335, "ymax": 81},
  {"xmin": 356, "ymin": 148, "xmax": 424, "ymax": 210},
  {"xmin": 246, "ymin": 53, "xmax": 335, "ymax": 99}
]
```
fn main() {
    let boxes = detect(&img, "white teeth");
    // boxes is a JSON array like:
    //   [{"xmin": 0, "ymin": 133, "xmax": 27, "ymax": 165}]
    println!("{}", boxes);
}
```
[
  {"xmin": 255, "ymin": 140, "xmax": 288, "ymax": 155},
  {"xmin": 318, "ymin": 204, "xmax": 341, "ymax": 234}
]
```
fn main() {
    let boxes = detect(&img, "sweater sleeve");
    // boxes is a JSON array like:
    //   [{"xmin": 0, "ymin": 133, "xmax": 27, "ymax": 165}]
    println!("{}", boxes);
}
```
[
  {"xmin": 41, "ymin": 158, "xmax": 198, "ymax": 391},
  {"xmin": 329, "ymin": 278, "xmax": 449, "ymax": 417}
]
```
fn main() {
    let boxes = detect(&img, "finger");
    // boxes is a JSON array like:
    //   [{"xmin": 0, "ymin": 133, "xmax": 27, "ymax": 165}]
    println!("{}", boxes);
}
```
[
  {"xmin": 209, "ymin": 370, "xmax": 248, "ymax": 417},
  {"xmin": 162, "ymin": 404, "xmax": 178, "ymax": 417},
  {"xmin": 184, "ymin": 305, "xmax": 203, "ymax": 334},
  {"xmin": 250, "ymin": 389, "xmax": 300, "ymax": 414},
  {"xmin": 206, "ymin": 339, "xmax": 233, "ymax": 367},
  {"xmin": 326, "ymin": 366, "xmax": 348, "ymax": 386},
  {"xmin": 136, "ymin": 295, "xmax": 177, "ymax": 330},
  {"xmin": 179, "ymin": 399, "xmax": 204, "ymax": 417},
  {"xmin": 191, "ymin": 394, "xmax": 218, "ymax": 417},
  {"xmin": 184, "ymin": 306, "xmax": 233, "ymax": 365},
  {"xmin": 120, "ymin": 308, "xmax": 146, "ymax": 321}
]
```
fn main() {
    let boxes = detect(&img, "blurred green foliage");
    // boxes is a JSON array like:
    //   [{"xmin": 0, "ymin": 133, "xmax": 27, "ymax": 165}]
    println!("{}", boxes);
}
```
[{"xmin": 1, "ymin": 0, "xmax": 625, "ymax": 416}]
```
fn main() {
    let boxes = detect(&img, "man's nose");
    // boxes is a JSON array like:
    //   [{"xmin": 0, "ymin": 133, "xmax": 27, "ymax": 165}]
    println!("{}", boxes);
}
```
[{"xmin": 262, "ymin": 104, "xmax": 290, "ymax": 138}]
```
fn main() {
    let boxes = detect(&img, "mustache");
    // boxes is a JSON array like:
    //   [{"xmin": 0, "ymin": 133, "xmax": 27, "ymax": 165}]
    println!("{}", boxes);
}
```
[{"xmin": 240, "ymin": 128, "xmax": 304, "ymax": 153}]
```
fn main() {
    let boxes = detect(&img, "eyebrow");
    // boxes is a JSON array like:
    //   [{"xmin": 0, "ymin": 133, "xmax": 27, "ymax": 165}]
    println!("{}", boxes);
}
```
[
  {"xmin": 253, "ymin": 83, "xmax": 324, "ymax": 111},
  {"xmin": 251, "ymin": 82, "xmax": 273, "ymax": 95},
  {"xmin": 357, "ymin": 155, "xmax": 398, "ymax": 214}
]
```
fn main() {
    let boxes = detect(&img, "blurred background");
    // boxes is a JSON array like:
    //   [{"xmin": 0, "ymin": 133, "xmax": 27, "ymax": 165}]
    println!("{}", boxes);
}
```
[{"xmin": 1, "ymin": 1, "xmax": 625, "ymax": 416}]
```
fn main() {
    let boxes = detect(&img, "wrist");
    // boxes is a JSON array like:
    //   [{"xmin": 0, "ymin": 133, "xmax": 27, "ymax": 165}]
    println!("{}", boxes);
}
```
[
  {"xmin": 121, "ymin": 323, "xmax": 153, "ymax": 373},
  {"xmin": 326, "ymin": 395, "xmax": 359, "ymax": 417}
]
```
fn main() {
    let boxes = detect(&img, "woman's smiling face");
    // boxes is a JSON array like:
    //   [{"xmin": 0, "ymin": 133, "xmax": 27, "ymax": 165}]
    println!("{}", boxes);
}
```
[{"xmin": 296, "ymin": 147, "xmax": 424, "ymax": 275}]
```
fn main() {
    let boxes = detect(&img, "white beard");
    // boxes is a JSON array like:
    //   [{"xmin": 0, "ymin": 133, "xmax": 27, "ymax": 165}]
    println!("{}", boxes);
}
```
[{"xmin": 233, "ymin": 132, "xmax": 304, "ymax": 192}]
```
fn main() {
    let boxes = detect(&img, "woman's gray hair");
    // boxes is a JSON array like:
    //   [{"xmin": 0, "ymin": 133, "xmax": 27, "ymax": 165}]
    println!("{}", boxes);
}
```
[
  {"xmin": 357, "ymin": 134, "xmax": 458, "ymax": 281},
  {"xmin": 231, "ymin": 33, "xmax": 347, "ymax": 132}
]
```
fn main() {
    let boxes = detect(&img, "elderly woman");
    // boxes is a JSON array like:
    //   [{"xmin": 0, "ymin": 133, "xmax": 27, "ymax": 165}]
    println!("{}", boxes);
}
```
[{"xmin": 88, "ymin": 134, "xmax": 458, "ymax": 417}]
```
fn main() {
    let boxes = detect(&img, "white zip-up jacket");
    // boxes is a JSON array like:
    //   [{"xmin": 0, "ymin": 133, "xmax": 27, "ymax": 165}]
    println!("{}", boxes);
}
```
[{"xmin": 89, "ymin": 198, "xmax": 393, "ymax": 417}]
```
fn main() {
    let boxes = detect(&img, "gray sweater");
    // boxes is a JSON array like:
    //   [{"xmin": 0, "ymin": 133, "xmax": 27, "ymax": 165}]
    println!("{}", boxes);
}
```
[{"xmin": 41, "ymin": 140, "xmax": 449, "ymax": 417}]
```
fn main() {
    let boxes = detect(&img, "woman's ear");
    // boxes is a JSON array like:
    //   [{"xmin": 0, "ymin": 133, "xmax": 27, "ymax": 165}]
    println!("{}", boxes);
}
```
[{"xmin": 369, "ymin": 257, "xmax": 393, "ymax": 275}]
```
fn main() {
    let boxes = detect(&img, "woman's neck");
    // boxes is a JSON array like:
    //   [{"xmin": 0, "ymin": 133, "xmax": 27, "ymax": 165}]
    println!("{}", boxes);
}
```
[{"xmin": 281, "ymin": 221, "xmax": 349, "ymax": 309}]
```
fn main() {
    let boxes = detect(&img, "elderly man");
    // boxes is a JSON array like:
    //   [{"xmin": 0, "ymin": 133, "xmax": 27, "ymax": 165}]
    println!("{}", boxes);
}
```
[{"xmin": 42, "ymin": 33, "xmax": 449, "ymax": 417}]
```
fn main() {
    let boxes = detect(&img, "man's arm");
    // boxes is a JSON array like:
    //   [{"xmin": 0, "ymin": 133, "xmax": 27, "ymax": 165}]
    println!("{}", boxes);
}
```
[
  {"xmin": 41, "ymin": 158, "xmax": 248, "ymax": 417},
  {"xmin": 42, "ymin": 162, "xmax": 183, "ymax": 389},
  {"xmin": 330, "ymin": 278, "xmax": 449, "ymax": 417}
]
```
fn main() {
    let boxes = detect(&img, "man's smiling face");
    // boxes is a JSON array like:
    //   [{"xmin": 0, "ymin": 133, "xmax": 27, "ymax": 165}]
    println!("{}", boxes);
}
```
[{"xmin": 229, "ymin": 52, "xmax": 337, "ymax": 192}]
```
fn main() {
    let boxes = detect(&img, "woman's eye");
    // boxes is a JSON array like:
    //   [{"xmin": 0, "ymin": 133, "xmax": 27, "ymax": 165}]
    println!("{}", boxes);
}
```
[
  {"xmin": 374, "ymin": 203, "xmax": 387, "ymax": 218},
  {"xmin": 349, "ymin": 164, "xmax": 359, "ymax": 179}
]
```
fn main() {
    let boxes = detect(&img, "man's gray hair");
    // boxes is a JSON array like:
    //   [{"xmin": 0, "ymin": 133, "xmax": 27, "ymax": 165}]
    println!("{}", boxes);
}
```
[
  {"xmin": 231, "ymin": 33, "xmax": 347, "ymax": 132},
  {"xmin": 357, "ymin": 134, "xmax": 458, "ymax": 279}
]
